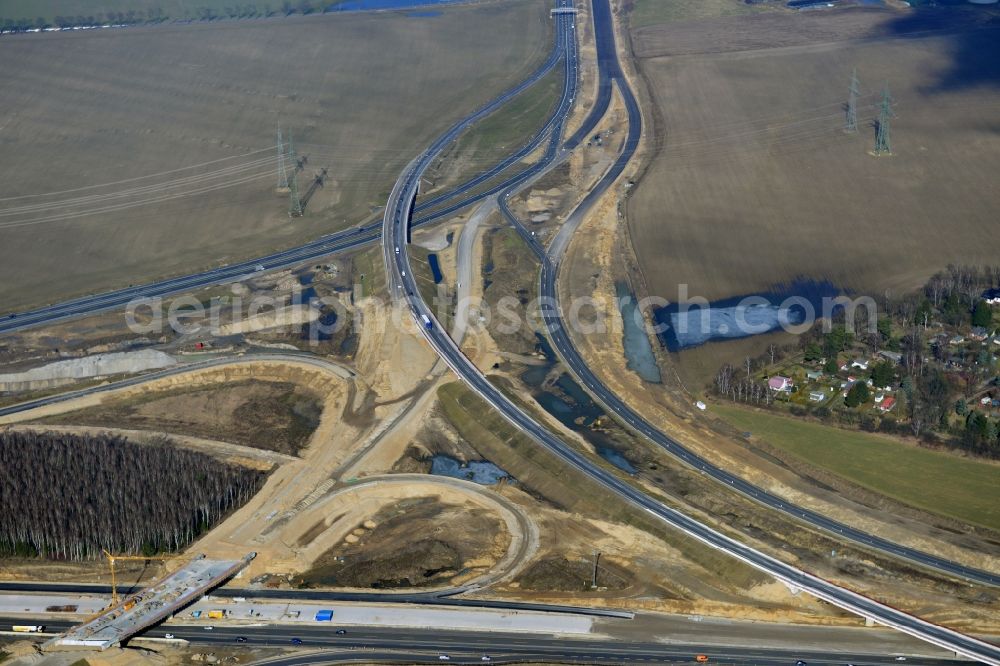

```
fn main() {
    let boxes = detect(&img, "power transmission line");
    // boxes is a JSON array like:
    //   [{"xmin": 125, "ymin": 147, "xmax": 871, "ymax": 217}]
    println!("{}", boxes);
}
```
[
  {"xmin": 874, "ymin": 83, "xmax": 895, "ymax": 155},
  {"xmin": 276, "ymin": 126, "xmax": 289, "ymax": 190},
  {"xmin": 846, "ymin": 67, "xmax": 860, "ymax": 133},
  {"xmin": 287, "ymin": 128, "xmax": 302, "ymax": 216},
  {"xmin": 288, "ymin": 170, "xmax": 303, "ymax": 218}
]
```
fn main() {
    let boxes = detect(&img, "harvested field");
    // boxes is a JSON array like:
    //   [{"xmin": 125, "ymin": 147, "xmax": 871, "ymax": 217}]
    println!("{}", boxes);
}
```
[
  {"xmin": 0, "ymin": 0, "xmax": 552, "ymax": 312},
  {"xmin": 43, "ymin": 380, "xmax": 322, "ymax": 455},
  {"xmin": 627, "ymin": 8, "xmax": 1000, "ymax": 304},
  {"xmin": 629, "ymin": 5, "xmax": 998, "ymax": 57},
  {"xmin": 299, "ymin": 496, "xmax": 509, "ymax": 589},
  {"xmin": 628, "ymin": 0, "xmax": 776, "ymax": 30}
]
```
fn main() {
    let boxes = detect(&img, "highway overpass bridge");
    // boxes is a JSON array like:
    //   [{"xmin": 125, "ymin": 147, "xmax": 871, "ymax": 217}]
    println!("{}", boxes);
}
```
[{"xmin": 43, "ymin": 553, "xmax": 254, "ymax": 651}]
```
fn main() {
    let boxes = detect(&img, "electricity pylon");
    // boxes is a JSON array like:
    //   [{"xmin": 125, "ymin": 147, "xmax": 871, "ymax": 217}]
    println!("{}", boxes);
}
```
[
  {"xmin": 874, "ymin": 83, "xmax": 894, "ymax": 155},
  {"xmin": 288, "ymin": 169, "xmax": 303, "ymax": 217},
  {"xmin": 278, "ymin": 126, "xmax": 288, "ymax": 190},
  {"xmin": 281, "ymin": 127, "xmax": 301, "ymax": 215},
  {"xmin": 276, "ymin": 127, "xmax": 289, "ymax": 190},
  {"xmin": 846, "ymin": 68, "xmax": 860, "ymax": 133}
]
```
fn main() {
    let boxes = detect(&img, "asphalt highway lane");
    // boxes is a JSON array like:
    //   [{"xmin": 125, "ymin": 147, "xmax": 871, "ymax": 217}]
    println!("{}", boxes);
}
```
[{"xmin": 0, "ymin": 616, "xmax": 973, "ymax": 665}]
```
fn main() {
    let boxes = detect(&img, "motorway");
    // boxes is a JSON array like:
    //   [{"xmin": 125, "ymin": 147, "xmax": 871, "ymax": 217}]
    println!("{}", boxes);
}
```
[
  {"xmin": 383, "ymin": 0, "xmax": 1000, "ymax": 664},
  {"xmin": 0, "ymin": 617, "xmax": 974, "ymax": 665},
  {"xmin": 0, "ymin": 0, "xmax": 997, "ymax": 663},
  {"xmin": 2, "ymin": 0, "xmax": 989, "ymax": 597},
  {"xmin": 0, "ymin": 582, "xmax": 632, "ymax": 619},
  {"xmin": 498, "ymin": 0, "xmax": 1000, "ymax": 593}
]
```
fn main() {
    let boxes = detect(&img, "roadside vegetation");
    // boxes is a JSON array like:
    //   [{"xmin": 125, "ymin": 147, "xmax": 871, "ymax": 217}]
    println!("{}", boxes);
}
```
[
  {"xmin": 437, "ymin": 381, "xmax": 768, "ymax": 589},
  {"xmin": 0, "ymin": 430, "xmax": 265, "ymax": 559},
  {"xmin": 481, "ymin": 228, "xmax": 541, "ymax": 355},
  {"xmin": 714, "ymin": 404, "xmax": 1000, "ymax": 532},
  {"xmin": 425, "ymin": 66, "xmax": 565, "ymax": 197}
]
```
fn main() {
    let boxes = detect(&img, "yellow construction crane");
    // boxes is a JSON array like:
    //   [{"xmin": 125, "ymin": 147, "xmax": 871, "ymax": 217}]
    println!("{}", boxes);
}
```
[{"xmin": 102, "ymin": 550, "xmax": 188, "ymax": 607}]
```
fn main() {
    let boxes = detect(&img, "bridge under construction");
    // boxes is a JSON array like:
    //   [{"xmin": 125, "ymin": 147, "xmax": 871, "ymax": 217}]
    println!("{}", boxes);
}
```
[{"xmin": 44, "ymin": 553, "xmax": 255, "ymax": 651}]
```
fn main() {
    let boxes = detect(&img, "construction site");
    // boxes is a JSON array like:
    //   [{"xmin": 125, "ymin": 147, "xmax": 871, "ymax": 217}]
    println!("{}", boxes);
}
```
[{"xmin": 1, "ymin": 0, "xmax": 999, "ymax": 664}]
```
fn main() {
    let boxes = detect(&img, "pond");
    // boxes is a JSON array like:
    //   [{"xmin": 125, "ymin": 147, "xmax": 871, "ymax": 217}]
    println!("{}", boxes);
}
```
[
  {"xmin": 652, "ymin": 280, "xmax": 841, "ymax": 351},
  {"xmin": 519, "ymin": 343, "xmax": 638, "ymax": 476},
  {"xmin": 616, "ymin": 282, "xmax": 661, "ymax": 383},
  {"xmin": 293, "ymin": 272, "xmax": 339, "ymax": 341},
  {"xmin": 430, "ymin": 455, "xmax": 512, "ymax": 485},
  {"xmin": 427, "ymin": 253, "xmax": 443, "ymax": 284}
]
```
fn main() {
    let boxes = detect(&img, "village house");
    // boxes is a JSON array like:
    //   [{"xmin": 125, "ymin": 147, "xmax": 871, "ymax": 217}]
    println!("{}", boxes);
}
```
[
  {"xmin": 878, "ymin": 350, "xmax": 902, "ymax": 364},
  {"xmin": 878, "ymin": 396, "xmax": 896, "ymax": 412},
  {"xmin": 768, "ymin": 376, "xmax": 793, "ymax": 392},
  {"xmin": 970, "ymin": 326, "xmax": 991, "ymax": 342}
]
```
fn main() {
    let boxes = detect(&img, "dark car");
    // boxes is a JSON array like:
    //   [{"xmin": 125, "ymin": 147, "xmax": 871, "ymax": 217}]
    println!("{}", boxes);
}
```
[
  {"xmin": 235, "ymin": 636, "xmax": 247, "ymax": 643},
  {"xmin": 291, "ymin": 638, "xmax": 303, "ymax": 645}
]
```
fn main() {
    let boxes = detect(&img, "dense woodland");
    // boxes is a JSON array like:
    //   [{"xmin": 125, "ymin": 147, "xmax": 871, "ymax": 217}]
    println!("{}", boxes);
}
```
[{"xmin": 0, "ymin": 431, "xmax": 265, "ymax": 560}]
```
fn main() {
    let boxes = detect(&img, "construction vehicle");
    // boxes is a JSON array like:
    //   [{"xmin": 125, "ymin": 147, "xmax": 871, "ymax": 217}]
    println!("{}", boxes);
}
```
[{"xmin": 102, "ymin": 550, "xmax": 190, "ymax": 607}]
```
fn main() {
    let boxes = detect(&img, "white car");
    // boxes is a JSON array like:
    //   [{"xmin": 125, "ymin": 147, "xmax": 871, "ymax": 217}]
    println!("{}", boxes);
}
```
[
  {"xmin": 254, "ymin": 264, "xmax": 265, "ymax": 272},
  {"xmin": 438, "ymin": 656, "xmax": 450, "ymax": 661},
  {"xmin": 204, "ymin": 626, "xmax": 214, "ymax": 631},
  {"xmin": 481, "ymin": 657, "xmax": 492, "ymax": 662},
  {"xmin": 164, "ymin": 633, "xmax": 175, "ymax": 639}
]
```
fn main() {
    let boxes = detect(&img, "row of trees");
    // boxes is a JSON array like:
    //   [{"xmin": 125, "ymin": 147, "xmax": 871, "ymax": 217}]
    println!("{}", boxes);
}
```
[
  {"xmin": 713, "ymin": 364, "xmax": 773, "ymax": 406},
  {"xmin": 1, "ymin": 10, "xmax": 161, "ymax": 32},
  {"xmin": 1, "ymin": 2, "xmax": 341, "ymax": 32},
  {"xmin": 0, "ymin": 431, "xmax": 265, "ymax": 560}
]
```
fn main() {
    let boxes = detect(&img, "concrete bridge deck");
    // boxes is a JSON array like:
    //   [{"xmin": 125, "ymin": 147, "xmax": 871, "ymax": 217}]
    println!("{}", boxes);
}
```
[{"xmin": 44, "ymin": 553, "xmax": 254, "ymax": 651}]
